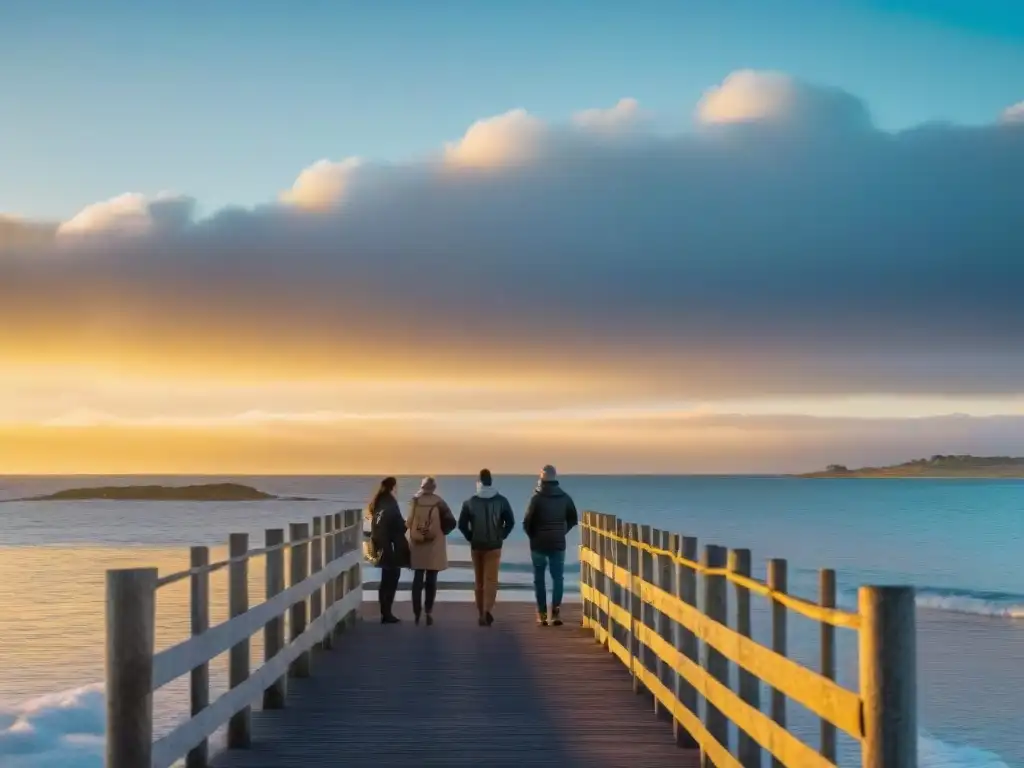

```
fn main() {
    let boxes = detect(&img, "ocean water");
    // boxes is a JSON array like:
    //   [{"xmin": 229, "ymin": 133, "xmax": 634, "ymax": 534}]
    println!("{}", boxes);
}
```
[{"xmin": 0, "ymin": 474, "xmax": 1021, "ymax": 767}]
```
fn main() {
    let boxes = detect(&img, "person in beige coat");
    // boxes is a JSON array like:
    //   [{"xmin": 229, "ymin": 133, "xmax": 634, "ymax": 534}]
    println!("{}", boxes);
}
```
[{"xmin": 406, "ymin": 476, "xmax": 457, "ymax": 625}]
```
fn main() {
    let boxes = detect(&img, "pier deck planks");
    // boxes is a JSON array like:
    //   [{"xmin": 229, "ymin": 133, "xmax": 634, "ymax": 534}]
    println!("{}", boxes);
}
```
[{"xmin": 211, "ymin": 602, "xmax": 698, "ymax": 767}]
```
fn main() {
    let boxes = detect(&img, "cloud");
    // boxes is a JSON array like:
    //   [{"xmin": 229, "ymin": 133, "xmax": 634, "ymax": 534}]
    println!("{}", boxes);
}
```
[
  {"xmin": 5, "ymin": 411, "xmax": 1024, "ymax": 474},
  {"xmin": 55, "ymin": 192, "xmax": 195, "ymax": 237},
  {"xmin": 0, "ymin": 215, "xmax": 57, "ymax": 248},
  {"xmin": 2, "ymin": 70, "xmax": 1024, "ymax": 400},
  {"xmin": 696, "ymin": 69, "xmax": 872, "ymax": 131},
  {"xmin": 1001, "ymin": 101, "xmax": 1024, "ymax": 124},
  {"xmin": 573, "ymin": 97, "xmax": 648, "ymax": 132},
  {"xmin": 279, "ymin": 157, "xmax": 363, "ymax": 209},
  {"xmin": 443, "ymin": 108, "xmax": 550, "ymax": 168}
]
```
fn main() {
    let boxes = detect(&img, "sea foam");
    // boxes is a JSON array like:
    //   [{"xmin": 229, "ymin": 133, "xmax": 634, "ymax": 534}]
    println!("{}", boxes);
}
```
[
  {"xmin": 0, "ymin": 684, "xmax": 103, "ymax": 767},
  {"xmin": 920, "ymin": 731, "xmax": 1011, "ymax": 768},
  {"xmin": 914, "ymin": 587, "xmax": 1024, "ymax": 619}
]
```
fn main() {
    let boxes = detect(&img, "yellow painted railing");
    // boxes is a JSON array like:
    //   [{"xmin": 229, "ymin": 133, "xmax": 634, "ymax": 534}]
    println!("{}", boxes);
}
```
[{"xmin": 578, "ymin": 511, "xmax": 917, "ymax": 768}]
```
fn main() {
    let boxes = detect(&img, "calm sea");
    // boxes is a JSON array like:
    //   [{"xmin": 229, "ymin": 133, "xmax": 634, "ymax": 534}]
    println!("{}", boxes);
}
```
[{"xmin": 0, "ymin": 475, "xmax": 1021, "ymax": 767}]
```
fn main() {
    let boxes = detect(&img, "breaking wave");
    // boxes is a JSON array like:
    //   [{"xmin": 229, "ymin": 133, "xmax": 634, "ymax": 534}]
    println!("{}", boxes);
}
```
[
  {"xmin": 0, "ymin": 684, "xmax": 103, "ymax": 768},
  {"xmin": 914, "ymin": 587, "xmax": 1024, "ymax": 619}
]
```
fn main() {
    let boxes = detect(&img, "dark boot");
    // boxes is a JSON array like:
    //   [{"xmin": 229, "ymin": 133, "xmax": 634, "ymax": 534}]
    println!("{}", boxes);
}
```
[
  {"xmin": 537, "ymin": 610, "xmax": 548, "ymax": 626},
  {"xmin": 551, "ymin": 606, "xmax": 563, "ymax": 626}
]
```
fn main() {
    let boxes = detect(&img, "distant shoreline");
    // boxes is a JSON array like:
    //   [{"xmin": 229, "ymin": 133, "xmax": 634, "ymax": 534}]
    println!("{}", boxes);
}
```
[
  {"xmin": 797, "ymin": 455, "xmax": 1024, "ymax": 479},
  {"xmin": 2, "ymin": 482, "xmax": 315, "ymax": 502}
]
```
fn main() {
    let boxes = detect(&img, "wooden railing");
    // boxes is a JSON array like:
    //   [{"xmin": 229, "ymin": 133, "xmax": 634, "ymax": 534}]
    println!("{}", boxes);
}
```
[
  {"xmin": 578, "ymin": 511, "xmax": 916, "ymax": 768},
  {"xmin": 104, "ymin": 509, "xmax": 364, "ymax": 768}
]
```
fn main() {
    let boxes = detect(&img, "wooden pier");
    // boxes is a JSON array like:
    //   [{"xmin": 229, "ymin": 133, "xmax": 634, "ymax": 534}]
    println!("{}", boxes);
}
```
[{"xmin": 104, "ymin": 510, "xmax": 917, "ymax": 768}]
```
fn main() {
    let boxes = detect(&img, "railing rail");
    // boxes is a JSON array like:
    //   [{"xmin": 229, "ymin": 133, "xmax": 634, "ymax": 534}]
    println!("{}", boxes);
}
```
[
  {"xmin": 105, "ymin": 509, "xmax": 364, "ymax": 768},
  {"xmin": 578, "ymin": 511, "xmax": 916, "ymax": 768}
]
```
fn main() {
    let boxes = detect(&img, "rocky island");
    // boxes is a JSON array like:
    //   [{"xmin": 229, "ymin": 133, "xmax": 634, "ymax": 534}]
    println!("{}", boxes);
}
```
[
  {"xmin": 20, "ymin": 482, "xmax": 283, "ymax": 501},
  {"xmin": 800, "ymin": 455, "xmax": 1024, "ymax": 478}
]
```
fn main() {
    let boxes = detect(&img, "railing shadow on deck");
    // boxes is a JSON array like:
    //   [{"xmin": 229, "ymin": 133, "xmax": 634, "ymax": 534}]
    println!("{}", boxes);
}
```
[
  {"xmin": 104, "ymin": 509, "xmax": 364, "ymax": 768},
  {"xmin": 578, "ymin": 511, "xmax": 916, "ymax": 768}
]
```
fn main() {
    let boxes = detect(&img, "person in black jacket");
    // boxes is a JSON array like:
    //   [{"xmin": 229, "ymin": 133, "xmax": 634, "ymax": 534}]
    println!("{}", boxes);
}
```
[
  {"xmin": 368, "ymin": 476, "xmax": 409, "ymax": 624},
  {"xmin": 458, "ymin": 468, "xmax": 515, "ymax": 626},
  {"xmin": 523, "ymin": 465, "xmax": 578, "ymax": 626}
]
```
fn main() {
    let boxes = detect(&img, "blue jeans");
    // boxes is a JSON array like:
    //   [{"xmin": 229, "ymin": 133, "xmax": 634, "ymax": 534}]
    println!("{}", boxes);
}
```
[{"xmin": 531, "ymin": 549, "xmax": 566, "ymax": 613}]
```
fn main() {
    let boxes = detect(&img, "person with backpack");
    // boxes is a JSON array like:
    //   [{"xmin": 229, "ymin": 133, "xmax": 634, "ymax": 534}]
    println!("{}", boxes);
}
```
[
  {"xmin": 366, "ymin": 476, "xmax": 410, "ymax": 624},
  {"xmin": 523, "ymin": 465, "xmax": 578, "ymax": 626},
  {"xmin": 458, "ymin": 468, "xmax": 515, "ymax": 626},
  {"xmin": 406, "ymin": 476, "xmax": 457, "ymax": 625}
]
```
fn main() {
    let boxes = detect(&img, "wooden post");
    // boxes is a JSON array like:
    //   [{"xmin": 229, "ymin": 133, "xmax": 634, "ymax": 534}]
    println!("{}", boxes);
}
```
[
  {"xmin": 640, "ymin": 523, "xmax": 655, "ymax": 694},
  {"xmin": 603, "ymin": 514, "xmax": 616, "ymax": 646},
  {"xmin": 187, "ymin": 547, "xmax": 210, "ymax": 768},
  {"xmin": 345, "ymin": 508, "xmax": 360, "ymax": 627},
  {"xmin": 593, "ymin": 512, "xmax": 601, "ymax": 629},
  {"xmin": 581, "ymin": 511, "xmax": 592, "ymax": 629},
  {"xmin": 768, "ymin": 558, "xmax": 788, "ymax": 768},
  {"xmin": 589, "ymin": 513, "xmax": 600, "ymax": 639},
  {"xmin": 729, "ymin": 548, "xmax": 760, "ymax": 768},
  {"xmin": 675, "ymin": 534, "xmax": 699, "ymax": 748},
  {"xmin": 628, "ymin": 522, "xmax": 645, "ymax": 694},
  {"xmin": 227, "ymin": 533, "xmax": 250, "ymax": 748},
  {"xmin": 289, "ymin": 522, "xmax": 311, "ymax": 677},
  {"xmin": 614, "ymin": 518, "xmax": 627, "ymax": 652},
  {"xmin": 105, "ymin": 567, "xmax": 156, "ymax": 768},
  {"xmin": 820, "ymin": 568, "xmax": 837, "ymax": 762},
  {"xmin": 647, "ymin": 525, "xmax": 660, "ymax": 715},
  {"xmin": 333, "ymin": 512, "xmax": 345, "ymax": 636},
  {"xmin": 859, "ymin": 586, "xmax": 917, "ymax": 768},
  {"xmin": 263, "ymin": 529, "xmax": 286, "ymax": 709},
  {"xmin": 655, "ymin": 529, "xmax": 674, "ymax": 721},
  {"xmin": 323, "ymin": 514, "xmax": 335, "ymax": 650},
  {"xmin": 701, "ymin": 544, "xmax": 728, "ymax": 766},
  {"xmin": 664, "ymin": 533, "xmax": 687, "ymax": 746},
  {"xmin": 311, "ymin": 516, "xmax": 323, "ymax": 649}
]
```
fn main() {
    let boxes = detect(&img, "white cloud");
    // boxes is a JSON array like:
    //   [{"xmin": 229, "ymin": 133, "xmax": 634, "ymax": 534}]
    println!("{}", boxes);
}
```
[
  {"xmin": 443, "ymin": 108, "xmax": 550, "ymax": 168},
  {"xmin": 56, "ymin": 192, "xmax": 194, "ymax": 237},
  {"xmin": 696, "ymin": 69, "xmax": 871, "ymax": 131},
  {"xmin": 1001, "ymin": 101, "xmax": 1024, "ymax": 124},
  {"xmin": 573, "ymin": 97, "xmax": 647, "ymax": 132},
  {"xmin": 279, "ymin": 157, "xmax": 363, "ymax": 209}
]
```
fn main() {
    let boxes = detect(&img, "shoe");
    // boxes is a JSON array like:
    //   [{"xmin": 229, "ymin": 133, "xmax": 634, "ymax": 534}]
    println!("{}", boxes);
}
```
[
  {"xmin": 478, "ymin": 615, "xmax": 487, "ymax": 626},
  {"xmin": 537, "ymin": 611, "xmax": 548, "ymax": 626},
  {"xmin": 381, "ymin": 615, "xmax": 400, "ymax": 624},
  {"xmin": 414, "ymin": 613, "xmax": 421, "ymax": 625},
  {"xmin": 551, "ymin": 607, "xmax": 563, "ymax": 626},
  {"xmin": 485, "ymin": 612, "xmax": 494, "ymax": 626},
  {"xmin": 425, "ymin": 614, "xmax": 434, "ymax": 626}
]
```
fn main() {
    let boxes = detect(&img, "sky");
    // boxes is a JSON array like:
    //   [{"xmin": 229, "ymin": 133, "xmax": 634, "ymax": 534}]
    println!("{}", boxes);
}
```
[{"xmin": 1, "ymin": 1, "xmax": 1023, "ymax": 474}]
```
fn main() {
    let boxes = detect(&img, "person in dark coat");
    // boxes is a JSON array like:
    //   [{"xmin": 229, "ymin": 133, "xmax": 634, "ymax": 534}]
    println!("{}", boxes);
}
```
[
  {"xmin": 368, "ymin": 476, "xmax": 409, "ymax": 623},
  {"xmin": 458, "ymin": 468, "xmax": 515, "ymax": 626},
  {"xmin": 523, "ymin": 465, "xmax": 578, "ymax": 626}
]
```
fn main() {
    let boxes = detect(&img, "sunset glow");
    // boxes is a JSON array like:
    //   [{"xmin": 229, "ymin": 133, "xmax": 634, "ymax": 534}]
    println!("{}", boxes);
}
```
[{"xmin": 2, "ymin": 4, "xmax": 1022, "ymax": 475}]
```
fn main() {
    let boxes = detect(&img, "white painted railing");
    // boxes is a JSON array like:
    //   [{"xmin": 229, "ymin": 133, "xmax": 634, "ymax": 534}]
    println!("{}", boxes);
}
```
[{"xmin": 104, "ymin": 509, "xmax": 364, "ymax": 768}]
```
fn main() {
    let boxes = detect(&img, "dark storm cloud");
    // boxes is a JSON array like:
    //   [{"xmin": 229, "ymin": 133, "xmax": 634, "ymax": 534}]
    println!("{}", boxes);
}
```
[{"xmin": 2, "ymin": 71, "xmax": 1023, "ymax": 395}]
